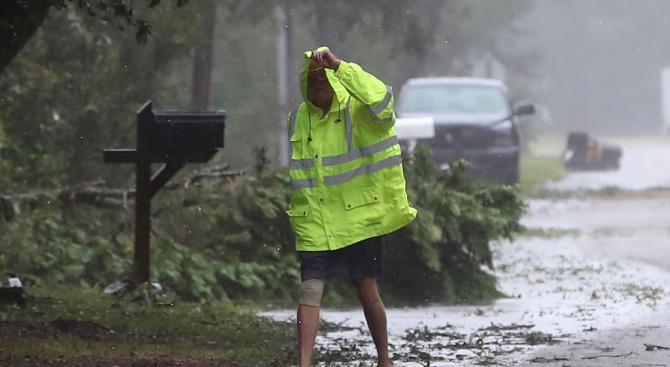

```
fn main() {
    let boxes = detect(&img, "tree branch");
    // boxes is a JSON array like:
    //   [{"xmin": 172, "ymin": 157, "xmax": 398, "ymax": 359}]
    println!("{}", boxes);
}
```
[
  {"xmin": 0, "ymin": 0, "xmax": 53, "ymax": 72},
  {"xmin": 0, "ymin": 165, "xmax": 245, "ymax": 220}
]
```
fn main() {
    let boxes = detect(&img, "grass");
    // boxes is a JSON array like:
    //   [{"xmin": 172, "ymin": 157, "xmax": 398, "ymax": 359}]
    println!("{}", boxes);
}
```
[
  {"xmin": 520, "ymin": 227, "xmax": 580, "ymax": 239},
  {"xmin": 518, "ymin": 134, "xmax": 567, "ymax": 196},
  {"xmin": 519, "ymin": 153, "xmax": 565, "ymax": 196},
  {"xmin": 0, "ymin": 287, "xmax": 296, "ymax": 366}
]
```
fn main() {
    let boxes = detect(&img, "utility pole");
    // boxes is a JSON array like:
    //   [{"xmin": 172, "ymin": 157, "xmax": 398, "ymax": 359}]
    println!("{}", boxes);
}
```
[
  {"xmin": 661, "ymin": 67, "xmax": 670, "ymax": 135},
  {"xmin": 191, "ymin": 3, "xmax": 216, "ymax": 110},
  {"xmin": 275, "ymin": 5, "xmax": 289, "ymax": 166}
]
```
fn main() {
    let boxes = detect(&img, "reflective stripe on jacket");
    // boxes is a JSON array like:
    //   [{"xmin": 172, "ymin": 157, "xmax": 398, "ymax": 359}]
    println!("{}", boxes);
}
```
[{"xmin": 287, "ymin": 47, "xmax": 417, "ymax": 251}]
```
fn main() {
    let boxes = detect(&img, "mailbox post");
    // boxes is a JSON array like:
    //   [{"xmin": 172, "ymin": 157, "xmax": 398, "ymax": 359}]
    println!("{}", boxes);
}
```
[{"xmin": 104, "ymin": 101, "xmax": 225, "ymax": 283}]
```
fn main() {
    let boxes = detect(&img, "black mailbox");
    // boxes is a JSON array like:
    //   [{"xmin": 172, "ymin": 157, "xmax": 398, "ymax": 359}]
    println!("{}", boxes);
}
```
[
  {"xmin": 103, "ymin": 100, "xmax": 227, "ymax": 284},
  {"xmin": 149, "ymin": 110, "xmax": 225, "ymax": 162},
  {"xmin": 104, "ymin": 101, "xmax": 226, "ymax": 164}
]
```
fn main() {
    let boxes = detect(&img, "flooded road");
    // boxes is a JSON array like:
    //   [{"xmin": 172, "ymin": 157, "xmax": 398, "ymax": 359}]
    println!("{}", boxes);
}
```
[
  {"xmin": 525, "ymin": 191, "xmax": 670, "ymax": 272},
  {"xmin": 262, "ymin": 139, "xmax": 670, "ymax": 366},
  {"xmin": 515, "ymin": 139, "xmax": 670, "ymax": 367}
]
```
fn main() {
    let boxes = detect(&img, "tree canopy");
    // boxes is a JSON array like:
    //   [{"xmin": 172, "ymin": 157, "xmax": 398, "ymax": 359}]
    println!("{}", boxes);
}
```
[{"xmin": 0, "ymin": 0, "xmax": 189, "ymax": 73}]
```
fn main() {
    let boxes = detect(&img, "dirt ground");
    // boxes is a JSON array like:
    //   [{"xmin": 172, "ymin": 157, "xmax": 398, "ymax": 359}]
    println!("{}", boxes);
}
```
[
  {"xmin": 0, "ymin": 357, "xmax": 244, "ymax": 367},
  {"xmin": 0, "ymin": 318, "xmax": 249, "ymax": 367}
]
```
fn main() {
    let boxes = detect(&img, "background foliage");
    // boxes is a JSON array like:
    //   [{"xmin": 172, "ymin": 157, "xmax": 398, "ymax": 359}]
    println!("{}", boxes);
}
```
[{"xmin": 1, "ymin": 1, "xmax": 539, "ymax": 190}]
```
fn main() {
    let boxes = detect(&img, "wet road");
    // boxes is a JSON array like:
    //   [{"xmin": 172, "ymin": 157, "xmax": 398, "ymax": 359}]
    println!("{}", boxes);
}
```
[
  {"xmin": 261, "ymin": 139, "xmax": 670, "ymax": 366},
  {"xmin": 517, "ymin": 140, "xmax": 670, "ymax": 366}
]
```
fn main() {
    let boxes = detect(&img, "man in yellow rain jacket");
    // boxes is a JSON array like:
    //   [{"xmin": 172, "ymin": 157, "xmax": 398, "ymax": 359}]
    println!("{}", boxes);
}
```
[{"xmin": 286, "ymin": 46, "xmax": 417, "ymax": 367}]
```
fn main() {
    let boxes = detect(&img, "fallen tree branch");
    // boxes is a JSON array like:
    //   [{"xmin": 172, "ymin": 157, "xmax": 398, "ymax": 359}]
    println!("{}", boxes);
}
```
[
  {"xmin": 481, "ymin": 322, "xmax": 535, "ymax": 331},
  {"xmin": 529, "ymin": 356, "xmax": 570, "ymax": 363},
  {"xmin": 582, "ymin": 351, "xmax": 636, "ymax": 360},
  {"xmin": 1, "ymin": 164, "xmax": 246, "ymax": 220},
  {"xmin": 645, "ymin": 344, "xmax": 670, "ymax": 351}
]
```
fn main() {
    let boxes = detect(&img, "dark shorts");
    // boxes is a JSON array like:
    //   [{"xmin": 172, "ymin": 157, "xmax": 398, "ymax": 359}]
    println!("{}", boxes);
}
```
[{"xmin": 297, "ymin": 235, "xmax": 385, "ymax": 287}]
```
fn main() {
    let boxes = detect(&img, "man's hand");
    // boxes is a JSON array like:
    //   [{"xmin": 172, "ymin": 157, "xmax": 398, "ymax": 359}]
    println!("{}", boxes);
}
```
[{"xmin": 311, "ymin": 49, "xmax": 341, "ymax": 71}]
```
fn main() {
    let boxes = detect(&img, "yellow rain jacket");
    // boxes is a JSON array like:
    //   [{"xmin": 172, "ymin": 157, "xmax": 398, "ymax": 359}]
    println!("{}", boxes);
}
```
[{"xmin": 287, "ymin": 47, "xmax": 417, "ymax": 252}]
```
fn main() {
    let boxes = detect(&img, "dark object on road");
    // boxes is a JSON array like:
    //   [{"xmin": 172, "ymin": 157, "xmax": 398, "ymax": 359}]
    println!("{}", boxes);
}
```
[{"xmin": 563, "ymin": 132, "xmax": 622, "ymax": 171}]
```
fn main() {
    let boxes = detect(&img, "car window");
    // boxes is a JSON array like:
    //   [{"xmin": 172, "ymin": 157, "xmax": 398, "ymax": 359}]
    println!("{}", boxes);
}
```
[{"xmin": 398, "ymin": 84, "xmax": 510, "ymax": 115}]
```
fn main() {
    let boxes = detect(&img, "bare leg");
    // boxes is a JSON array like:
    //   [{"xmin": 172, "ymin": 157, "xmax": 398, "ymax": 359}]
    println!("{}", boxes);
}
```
[
  {"xmin": 298, "ymin": 304, "xmax": 320, "ymax": 367},
  {"xmin": 357, "ymin": 278, "xmax": 392, "ymax": 367}
]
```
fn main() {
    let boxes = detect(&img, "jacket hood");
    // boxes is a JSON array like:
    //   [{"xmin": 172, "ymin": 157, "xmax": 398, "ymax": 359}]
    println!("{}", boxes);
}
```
[{"xmin": 300, "ymin": 46, "xmax": 349, "ymax": 112}]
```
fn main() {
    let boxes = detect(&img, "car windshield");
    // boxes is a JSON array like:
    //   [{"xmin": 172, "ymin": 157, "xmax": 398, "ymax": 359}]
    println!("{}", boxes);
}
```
[{"xmin": 398, "ymin": 84, "xmax": 510, "ymax": 115}]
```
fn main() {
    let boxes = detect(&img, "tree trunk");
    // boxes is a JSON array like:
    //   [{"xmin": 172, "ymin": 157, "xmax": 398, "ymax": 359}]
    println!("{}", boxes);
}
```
[{"xmin": 0, "ymin": 1, "xmax": 53, "ymax": 73}]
